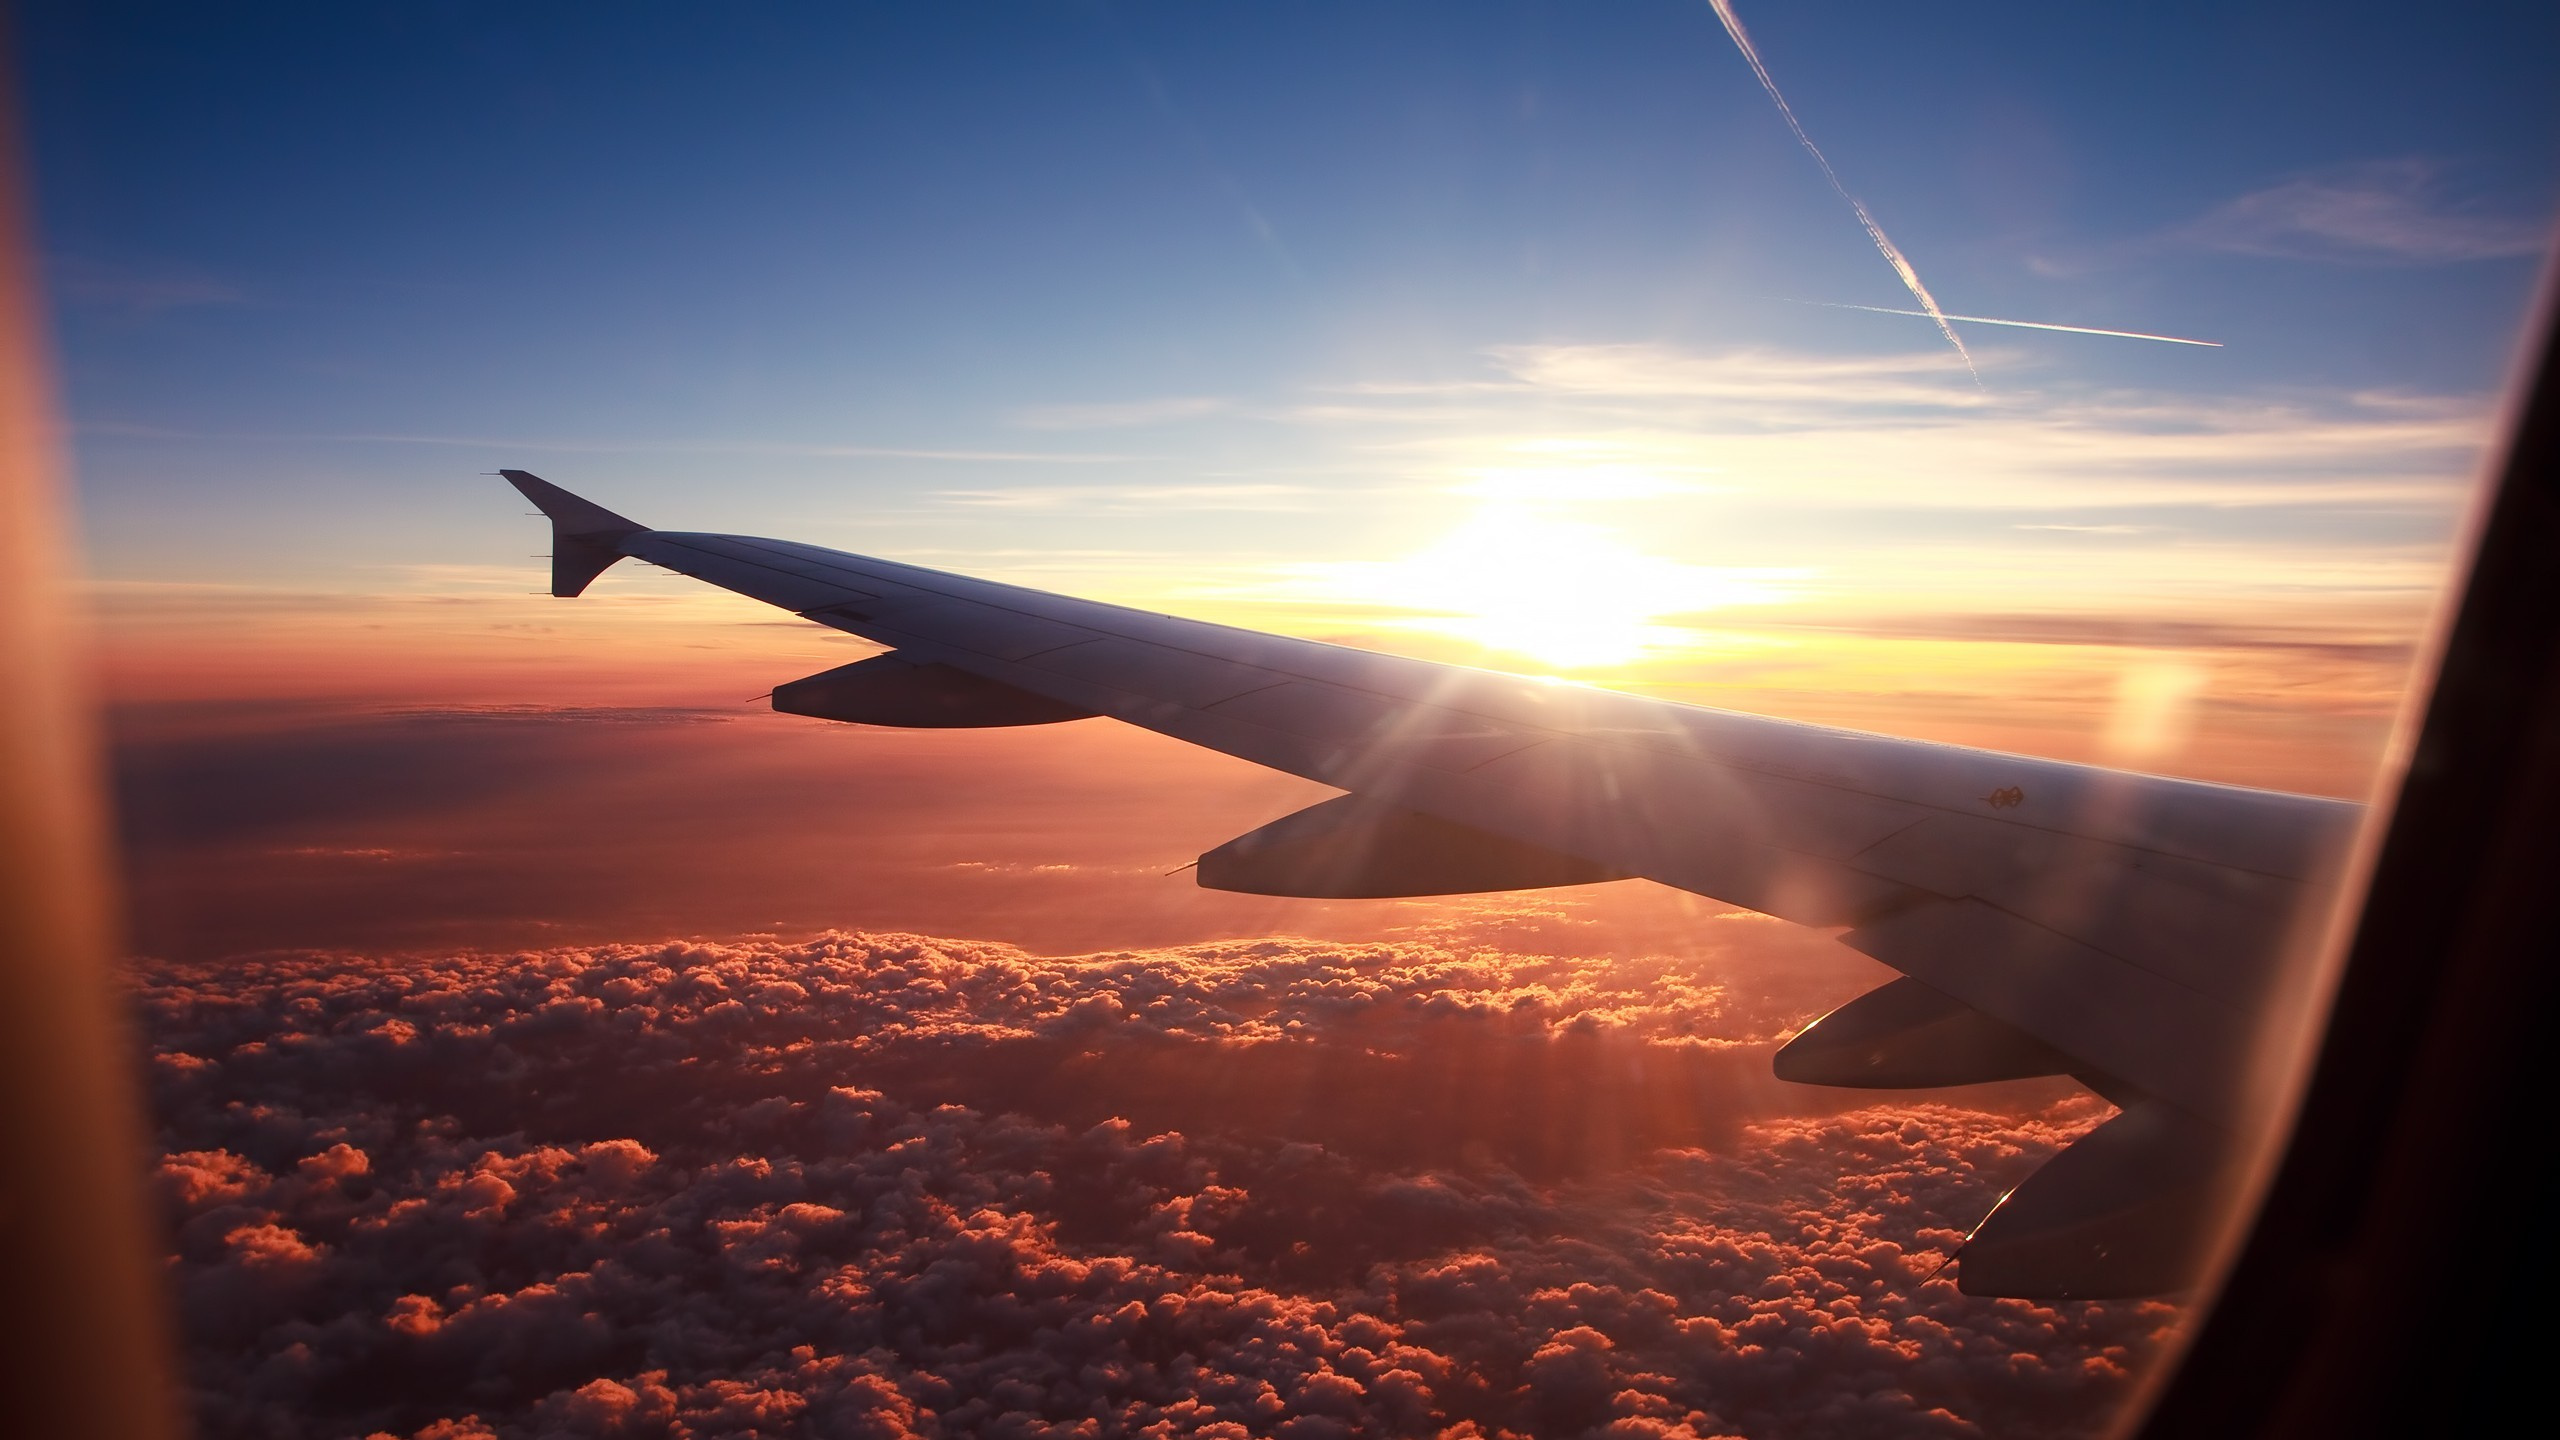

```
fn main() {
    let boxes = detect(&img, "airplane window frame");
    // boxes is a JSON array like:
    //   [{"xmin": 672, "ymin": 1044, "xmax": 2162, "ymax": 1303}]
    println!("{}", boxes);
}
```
[{"xmin": 2131, "ymin": 266, "xmax": 2560, "ymax": 1437}]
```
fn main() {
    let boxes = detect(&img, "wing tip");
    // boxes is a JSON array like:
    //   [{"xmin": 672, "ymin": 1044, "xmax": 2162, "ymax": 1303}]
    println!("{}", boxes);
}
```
[
  {"xmin": 500, "ymin": 469, "xmax": 650, "ymax": 539},
  {"xmin": 501, "ymin": 470, "xmax": 649, "ymax": 597}
]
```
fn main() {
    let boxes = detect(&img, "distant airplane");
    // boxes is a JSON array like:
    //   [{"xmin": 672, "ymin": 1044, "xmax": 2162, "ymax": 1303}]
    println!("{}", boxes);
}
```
[{"xmin": 505, "ymin": 469, "xmax": 2361, "ymax": 1300}]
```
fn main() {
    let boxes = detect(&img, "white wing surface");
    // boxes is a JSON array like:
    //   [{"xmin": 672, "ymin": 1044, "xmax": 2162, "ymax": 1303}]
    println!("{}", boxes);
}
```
[{"xmin": 506, "ymin": 471, "xmax": 2360, "ymax": 1298}]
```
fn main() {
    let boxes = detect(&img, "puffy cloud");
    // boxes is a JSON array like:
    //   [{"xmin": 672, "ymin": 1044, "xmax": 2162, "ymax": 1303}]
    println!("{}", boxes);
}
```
[{"xmin": 132, "ymin": 933, "xmax": 2176, "ymax": 1439}]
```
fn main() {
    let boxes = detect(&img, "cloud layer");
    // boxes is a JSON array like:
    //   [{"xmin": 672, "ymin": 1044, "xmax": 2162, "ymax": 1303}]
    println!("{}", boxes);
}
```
[{"xmin": 137, "ymin": 932, "xmax": 2175, "ymax": 1439}]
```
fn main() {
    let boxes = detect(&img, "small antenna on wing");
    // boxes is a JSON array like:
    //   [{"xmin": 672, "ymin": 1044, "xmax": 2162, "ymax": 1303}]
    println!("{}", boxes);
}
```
[{"xmin": 1163, "ymin": 859, "xmax": 1199, "ymax": 877}]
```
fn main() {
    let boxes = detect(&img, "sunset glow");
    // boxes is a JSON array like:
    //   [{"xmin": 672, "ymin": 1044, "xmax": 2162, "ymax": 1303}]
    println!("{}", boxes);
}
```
[
  {"xmin": 28, "ymin": 3, "xmax": 2555, "ymax": 1437},
  {"xmin": 1298, "ymin": 500, "xmax": 1791, "ymax": 669}
]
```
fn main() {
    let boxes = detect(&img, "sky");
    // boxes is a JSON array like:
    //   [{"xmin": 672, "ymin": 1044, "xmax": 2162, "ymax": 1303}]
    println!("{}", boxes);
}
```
[
  {"xmin": 27, "ymin": 2, "xmax": 2559, "ymax": 800},
  {"xmin": 17, "ymin": 3, "xmax": 2560, "ymax": 1437}
]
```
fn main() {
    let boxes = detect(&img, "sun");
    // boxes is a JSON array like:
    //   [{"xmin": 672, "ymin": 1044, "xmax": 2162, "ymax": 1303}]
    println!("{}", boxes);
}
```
[{"xmin": 1343, "ymin": 502, "xmax": 1784, "ymax": 670}]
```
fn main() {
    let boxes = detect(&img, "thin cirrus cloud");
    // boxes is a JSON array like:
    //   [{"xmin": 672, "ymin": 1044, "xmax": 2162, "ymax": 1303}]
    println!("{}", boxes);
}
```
[
  {"xmin": 927, "ymin": 333, "xmax": 2478, "ymax": 522},
  {"xmin": 45, "ymin": 256, "xmax": 246, "ymax": 314},
  {"xmin": 1481, "ymin": 342, "xmax": 1984, "ymax": 407},
  {"xmin": 1311, "ymin": 342, "xmax": 2490, "ymax": 510},
  {"xmin": 72, "ymin": 422, "xmax": 1137, "ymax": 465},
  {"xmin": 2170, "ymin": 159, "xmax": 2552, "ymax": 264},
  {"xmin": 932, "ymin": 481, "xmax": 1314, "ymax": 511},
  {"xmin": 1007, "ymin": 395, "xmax": 1236, "ymax": 430},
  {"xmin": 1763, "ymin": 611, "xmax": 2417, "ymax": 664}
]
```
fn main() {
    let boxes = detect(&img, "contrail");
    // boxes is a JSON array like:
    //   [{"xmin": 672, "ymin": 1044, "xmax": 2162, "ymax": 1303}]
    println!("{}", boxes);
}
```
[
  {"xmin": 1803, "ymin": 300, "xmax": 2224, "ymax": 348},
  {"xmin": 1707, "ymin": 0, "xmax": 1976, "ymax": 378}
]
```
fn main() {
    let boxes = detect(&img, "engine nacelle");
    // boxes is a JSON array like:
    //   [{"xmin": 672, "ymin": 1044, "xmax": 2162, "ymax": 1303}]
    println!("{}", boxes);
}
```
[
  {"xmin": 1956, "ymin": 1099, "xmax": 2235, "ymax": 1298},
  {"xmin": 773, "ymin": 654, "xmax": 1093, "ymax": 728},
  {"xmin": 1774, "ymin": 975, "xmax": 2076, "ymax": 1088},
  {"xmin": 1197, "ymin": 794, "xmax": 1626, "ymax": 898}
]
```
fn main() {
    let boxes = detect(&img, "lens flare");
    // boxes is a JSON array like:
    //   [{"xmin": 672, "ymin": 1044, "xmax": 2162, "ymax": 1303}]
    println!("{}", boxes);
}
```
[{"xmin": 1317, "ymin": 503, "xmax": 1789, "ymax": 669}]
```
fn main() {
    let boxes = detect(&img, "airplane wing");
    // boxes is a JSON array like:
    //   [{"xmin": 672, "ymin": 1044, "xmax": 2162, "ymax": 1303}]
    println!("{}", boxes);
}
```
[{"xmin": 505, "ymin": 470, "xmax": 2361, "ymax": 1298}]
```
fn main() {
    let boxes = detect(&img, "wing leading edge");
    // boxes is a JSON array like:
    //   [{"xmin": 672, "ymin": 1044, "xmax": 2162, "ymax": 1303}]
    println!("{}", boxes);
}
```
[{"xmin": 503, "ymin": 470, "xmax": 2360, "ymax": 1297}]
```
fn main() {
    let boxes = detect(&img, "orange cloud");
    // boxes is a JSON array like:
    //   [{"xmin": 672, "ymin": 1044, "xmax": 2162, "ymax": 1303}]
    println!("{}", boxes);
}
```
[{"xmin": 135, "ymin": 932, "xmax": 2169, "ymax": 1439}]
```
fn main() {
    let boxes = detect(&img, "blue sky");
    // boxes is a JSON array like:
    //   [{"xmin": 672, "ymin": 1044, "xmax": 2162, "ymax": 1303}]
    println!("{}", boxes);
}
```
[{"xmin": 21, "ymin": 3, "xmax": 2559, "ymax": 766}]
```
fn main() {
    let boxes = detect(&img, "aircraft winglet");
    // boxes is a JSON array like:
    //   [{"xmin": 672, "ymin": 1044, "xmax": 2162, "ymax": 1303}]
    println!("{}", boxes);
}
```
[{"xmin": 502, "ymin": 470, "xmax": 649, "ymax": 597}]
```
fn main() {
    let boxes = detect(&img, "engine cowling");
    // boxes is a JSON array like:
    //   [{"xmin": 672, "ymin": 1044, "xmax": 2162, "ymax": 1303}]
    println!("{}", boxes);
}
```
[
  {"xmin": 772, "ymin": 654, "xmax": 1093, "ymax": 728},
  {"xmin": 1197, "ymin": 794, "xmax": 1626, "ymax": 898},
  {"xmin": 1774, "ymin": 975, "xmax": 2076, "ymax": 1088}
]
